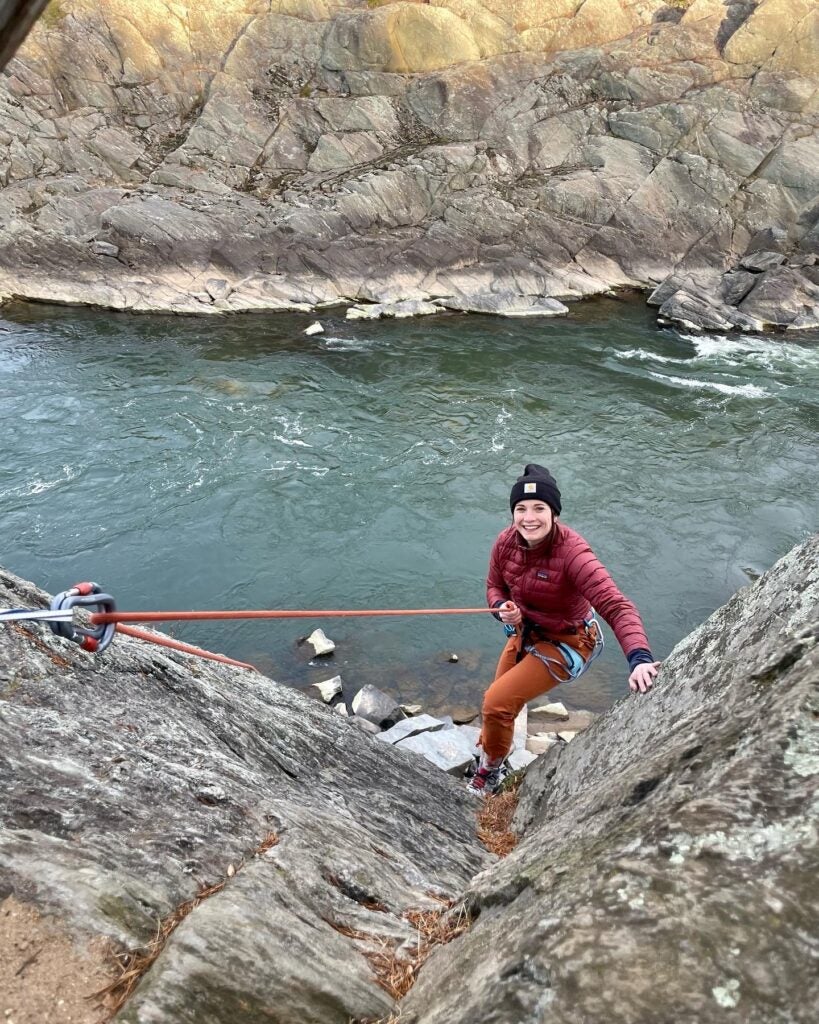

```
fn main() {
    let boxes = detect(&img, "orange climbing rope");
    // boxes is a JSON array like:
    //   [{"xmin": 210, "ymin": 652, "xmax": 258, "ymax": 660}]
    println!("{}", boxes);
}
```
[
  {"xmin": 114, "ymin": 624, "xmax": 258, "ymax": 672},
  {"xmin": 91, "ymin": 607, "xmax": 496, "ymax": 624},
  {"xmin": 2, "ymin": 585, "xmax": 499, "ymax": 675},
  {"xmin": 92, "ymin": 606, "xmax": 497, "ymax": 673}
]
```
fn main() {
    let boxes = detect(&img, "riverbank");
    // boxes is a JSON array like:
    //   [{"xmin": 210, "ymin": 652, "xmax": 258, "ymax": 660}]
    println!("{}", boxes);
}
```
[{"xmin": 1, "ymin": 0, "xmax": 817, "ymax": 332}]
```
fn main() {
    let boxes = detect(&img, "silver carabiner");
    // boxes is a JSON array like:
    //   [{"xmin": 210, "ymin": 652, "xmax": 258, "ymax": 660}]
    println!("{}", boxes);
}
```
[{"xmin": 49, "ymin": 582, "xmax": 117, "ymax": 653}]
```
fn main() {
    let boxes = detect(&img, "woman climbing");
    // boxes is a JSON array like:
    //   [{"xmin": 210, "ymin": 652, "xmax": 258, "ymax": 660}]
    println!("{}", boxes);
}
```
[{"xmin": 469, "ymin": 463, "xmax": 660, "ymax": 796}]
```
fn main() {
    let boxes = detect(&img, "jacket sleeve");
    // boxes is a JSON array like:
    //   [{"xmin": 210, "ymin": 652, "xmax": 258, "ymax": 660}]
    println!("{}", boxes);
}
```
[
  {"xmin": 486, "ymin": 538, "xmax": 510, "ymax": 612},
  {"xmin": 564, "ymin": 542, "xmax": 651, "ymax": 659}
]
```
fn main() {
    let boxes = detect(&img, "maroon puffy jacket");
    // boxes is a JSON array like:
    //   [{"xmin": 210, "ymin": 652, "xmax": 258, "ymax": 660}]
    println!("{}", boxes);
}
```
[{"xmin": 486, "ymin": 521, "xmax": 650, "ymax": 657}]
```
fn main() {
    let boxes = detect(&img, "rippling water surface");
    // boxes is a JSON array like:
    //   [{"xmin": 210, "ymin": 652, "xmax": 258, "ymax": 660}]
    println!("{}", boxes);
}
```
[{"xmin": 1, "ymin": 297, "xmax": 817, "ymax": 713}]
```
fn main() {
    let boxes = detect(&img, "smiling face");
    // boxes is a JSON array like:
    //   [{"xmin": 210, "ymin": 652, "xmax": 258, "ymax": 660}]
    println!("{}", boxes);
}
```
[{"xmin": 513, "ymin": 499, "xmax": 554, "ymax": 547}]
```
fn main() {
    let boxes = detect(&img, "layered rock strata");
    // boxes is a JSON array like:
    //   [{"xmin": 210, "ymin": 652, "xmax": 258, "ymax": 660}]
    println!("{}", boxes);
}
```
[{"xmin": 0, "ymin": 0, "xmax": 817, "ymax": 329}]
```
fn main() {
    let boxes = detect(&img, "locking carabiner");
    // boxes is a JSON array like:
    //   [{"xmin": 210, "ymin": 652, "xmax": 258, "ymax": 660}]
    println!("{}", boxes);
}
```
[{"xmin": 48, "ymin": 582, "xmax": 117, "ymax": 653}]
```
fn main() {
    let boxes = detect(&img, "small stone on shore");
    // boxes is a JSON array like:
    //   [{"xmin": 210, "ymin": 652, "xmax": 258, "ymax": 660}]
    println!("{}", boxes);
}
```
[
  {"xmin": 310, "ymin": 676, "xmax": 343, "ymax": 702},
  {"xmin": 530, "ymin": 701, "xmax": 570, "ymax": 721}
]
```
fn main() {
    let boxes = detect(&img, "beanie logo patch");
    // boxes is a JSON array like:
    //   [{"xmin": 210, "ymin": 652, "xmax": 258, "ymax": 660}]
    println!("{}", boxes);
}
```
[{"xmin": 523, "ymin": 483, "xmax": 537, "ymax": 494}]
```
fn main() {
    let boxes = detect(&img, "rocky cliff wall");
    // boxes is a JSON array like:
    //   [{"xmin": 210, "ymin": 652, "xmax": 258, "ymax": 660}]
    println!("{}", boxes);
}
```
[
  {"xmin": 402, "ymin": 533, "xmax": 819, "ymax": 1023},
  {"xmin": 1, "ymin": 535, "xmax": 817, "ymax": 1022},
  {"xmin": 0, "ymin": 0, "xmax": 817, "ymax": 328},
  {"xmin": 0, "ymin": 565, "xmax": 490, "ymax": 1022}
]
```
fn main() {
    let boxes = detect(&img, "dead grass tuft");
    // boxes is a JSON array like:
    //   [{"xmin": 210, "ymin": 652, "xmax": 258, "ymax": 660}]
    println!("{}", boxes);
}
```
[
  {"xmin": 255, "ymin": 831, "xmax": 281, "ymax": 855},
  {"xmin": 98, "ymin": 832, "xmax": 279, "ymax": 1018},
  {"xmin": 345, "ymin": 901, "xmax": 471, "ymax": 1017},
  {"xmin": 98, "ymin": 878, "xmax": 227, "ymax": 1015},
  {"xmin": 365, "ymin": 942, "xmax": 417, "ymax": 999},
  {"xmin": 476, "ymin": 788, "xmax": 520, "ymax": 857}
]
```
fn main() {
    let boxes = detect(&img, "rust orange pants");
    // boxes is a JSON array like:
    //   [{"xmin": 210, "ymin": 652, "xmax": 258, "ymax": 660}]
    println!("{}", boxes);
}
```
[{"xmin": 479, "ymin": 625, "xmax": 598, "ymax": 761}]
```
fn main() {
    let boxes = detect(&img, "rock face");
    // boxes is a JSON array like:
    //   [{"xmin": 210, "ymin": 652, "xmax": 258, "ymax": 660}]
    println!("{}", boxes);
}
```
[
  {"xmin": 0, "ymin": 567, "xmax": 489, "ymax": 1023},
  {"xmin": 400, "ymin": 533, "xmax": 819, "ymax": 1023},
  {"xmin": 2, "ymin": 538, "xmax": 818, "ymax": 1020},
  {"xmin": 0, "ymin": 0, "xmax": 817, "ymax": 329}
]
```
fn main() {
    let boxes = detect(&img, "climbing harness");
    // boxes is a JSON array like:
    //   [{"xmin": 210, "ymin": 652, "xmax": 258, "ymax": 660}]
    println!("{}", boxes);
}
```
[
  {"xmin": 521, "ymin": 615, "xmax": 605, "ymax": 684},
  {"xmin": 0, "ymin": 583, "xmax": 498, "ymax": 673}
]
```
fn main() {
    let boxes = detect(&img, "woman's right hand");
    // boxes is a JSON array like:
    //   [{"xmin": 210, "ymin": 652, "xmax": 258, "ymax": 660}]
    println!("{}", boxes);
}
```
[{"xmin": 498, "ymin": 600, "xmax": 523, "ymax": 626}]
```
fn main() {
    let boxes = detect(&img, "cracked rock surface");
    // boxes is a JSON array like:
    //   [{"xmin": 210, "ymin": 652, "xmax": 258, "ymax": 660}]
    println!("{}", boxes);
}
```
[
  {"xmin": 0, "ymin": 0, "xmax": 817, "ymax": 329},
  {"xmin": 1, "ymin": 538, "xmax": 817, "ymax": 1020},
  {"xmin": 400, "ymin": 533, "xmax": 819, "ymax": 1023},
  {"xmin": 0, "ymin": 567, "xmax": 489, "ymax": 1023}
]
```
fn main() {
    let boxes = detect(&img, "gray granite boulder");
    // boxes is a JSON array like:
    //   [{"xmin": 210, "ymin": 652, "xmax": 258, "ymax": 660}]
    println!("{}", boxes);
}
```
[
  {"xmin": 376, "ymin": 713, "xmax": 447, "ymax": 745},
  {"xmin": 351, "ymin": 683, "xmax": 405, "ymax": 728},
  {"xmin": 396, "ymin": 729, "xmax": 477, "ymax": 776}
]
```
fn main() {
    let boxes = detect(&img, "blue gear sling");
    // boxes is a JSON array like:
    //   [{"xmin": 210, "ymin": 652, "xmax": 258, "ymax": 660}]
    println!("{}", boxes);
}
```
[{"xmin": 522, "ymin": 615, "xmax": 604, "ymax": 683}]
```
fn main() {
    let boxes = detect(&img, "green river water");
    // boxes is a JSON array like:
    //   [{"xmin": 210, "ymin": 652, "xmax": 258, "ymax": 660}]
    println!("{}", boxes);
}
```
[{"xmin": 1, "ymin": 296, "xmax": 817, "ymax": 714}]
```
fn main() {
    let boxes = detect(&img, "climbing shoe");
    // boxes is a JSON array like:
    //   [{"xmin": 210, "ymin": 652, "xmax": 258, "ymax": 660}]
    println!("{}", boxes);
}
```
[{"xmin": 467, "ymin": 763, "xmax": 503, "ymax": 797}]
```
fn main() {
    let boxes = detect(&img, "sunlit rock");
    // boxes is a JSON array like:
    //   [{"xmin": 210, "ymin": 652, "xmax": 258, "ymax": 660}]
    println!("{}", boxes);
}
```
[
  {"xmin": 346, "ymin": 300, "xmax": 441, "ymax": 320},
  {"xmin": 397, "ymin": 728, "xmax": 476, "ymax": 775},
  {"xmin": 310, "ymin": 675, "xmax": 342, "ymax": 702},
  {"xmin": 376, "ymin": 714, "xmax": 447, "ymax": 745},
  {"xmin": 305, "ymin": 628, "xmax": 336, "ymax": 656}
]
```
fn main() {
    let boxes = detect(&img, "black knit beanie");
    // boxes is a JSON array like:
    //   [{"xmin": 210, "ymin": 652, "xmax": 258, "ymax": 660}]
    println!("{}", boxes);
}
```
[{"xmin": 509, "ymin": 464, "xmax": 562, "ymax": 515}]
